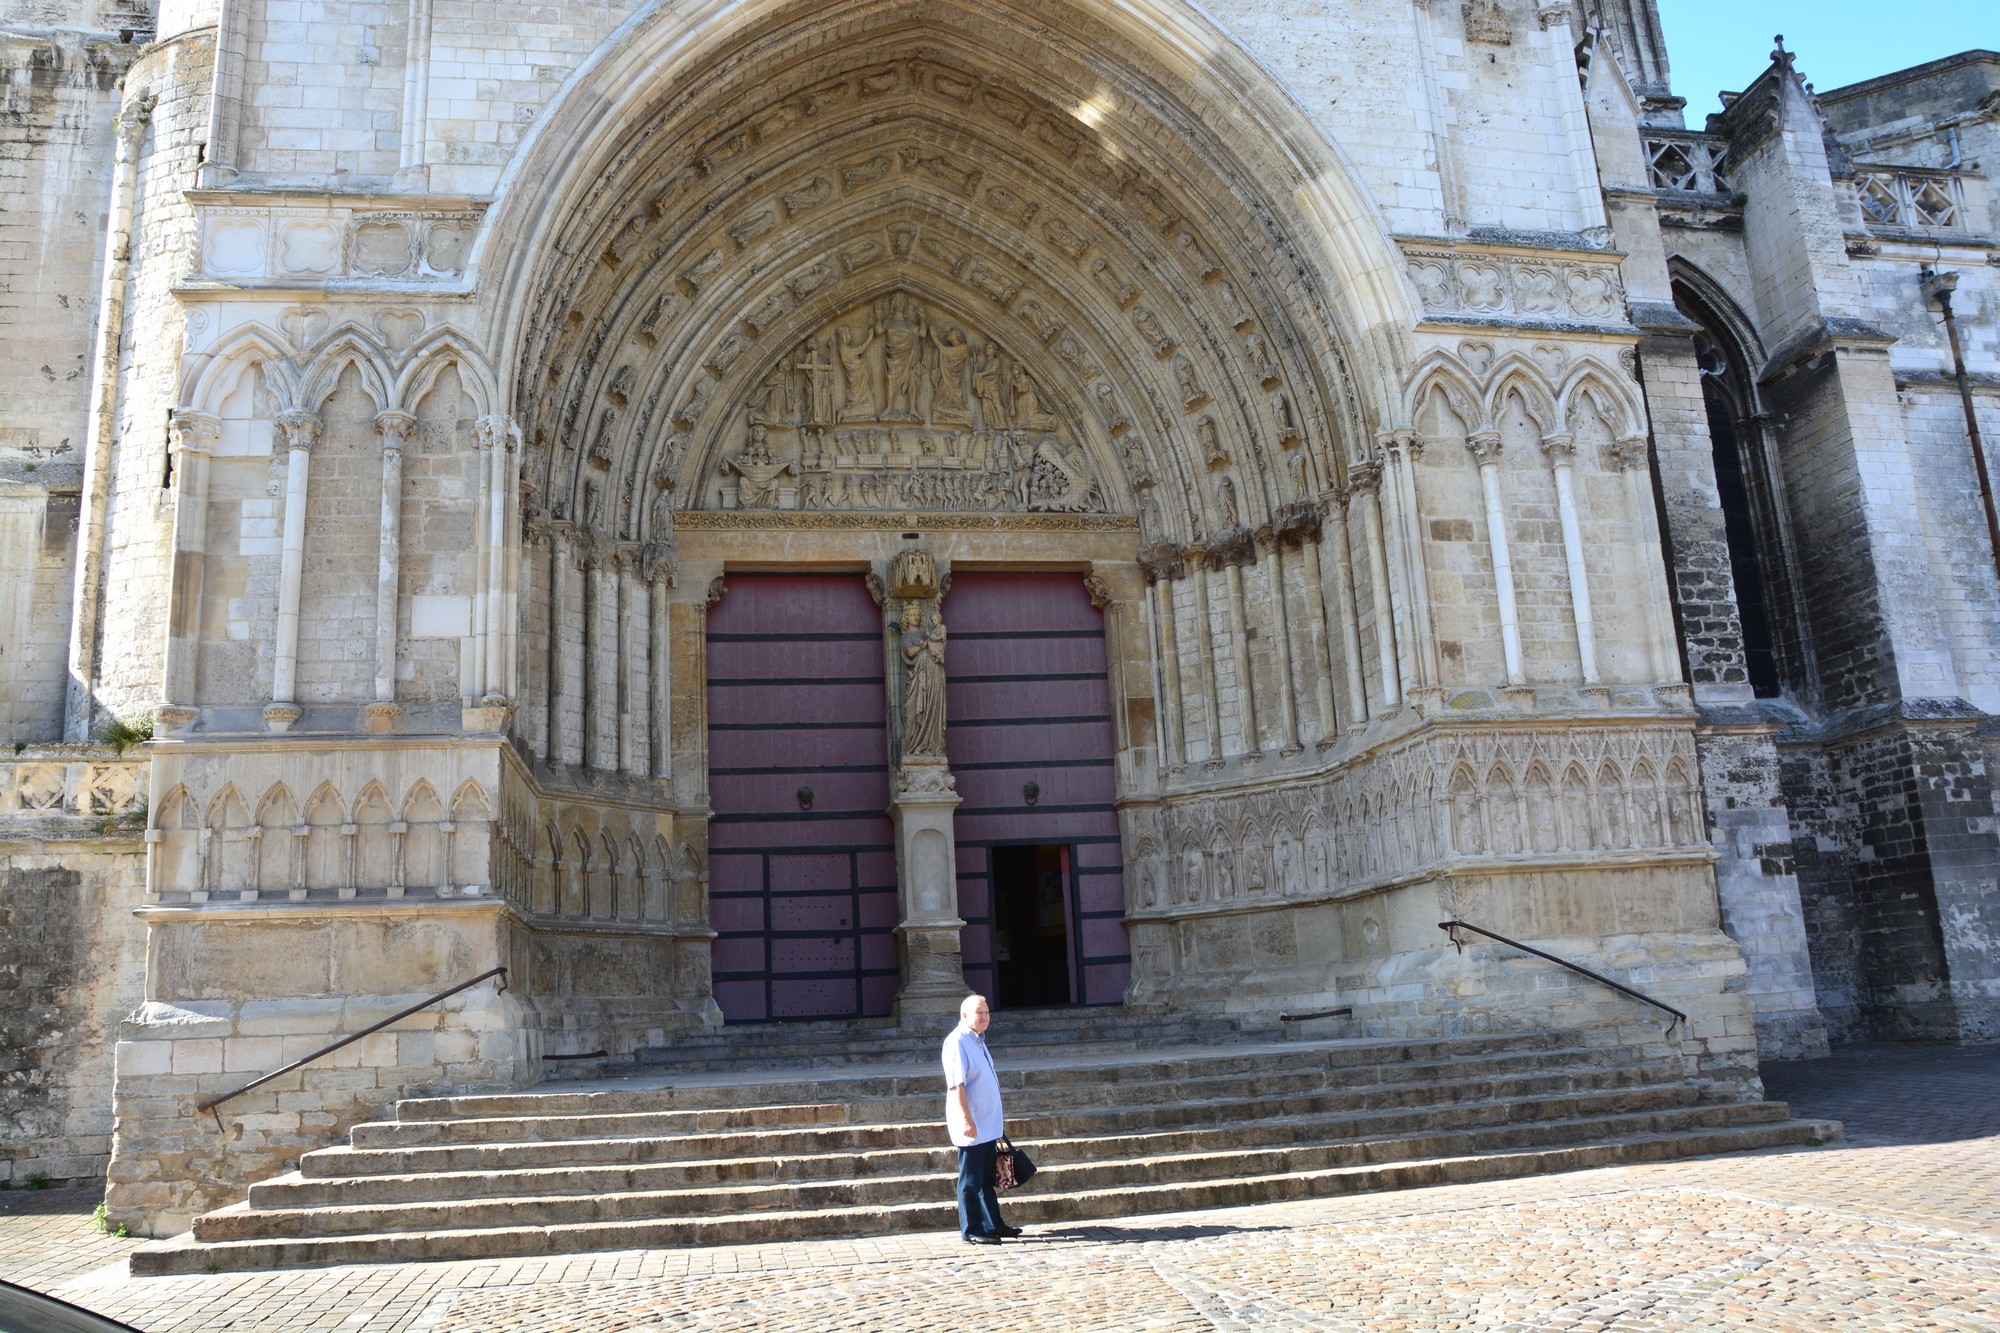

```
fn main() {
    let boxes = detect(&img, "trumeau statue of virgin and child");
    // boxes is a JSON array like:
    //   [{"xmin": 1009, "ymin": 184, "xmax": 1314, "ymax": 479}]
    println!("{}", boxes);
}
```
[{"xmin": 710, "ymin": 292, "xmax": 1106, "ymax": 515}]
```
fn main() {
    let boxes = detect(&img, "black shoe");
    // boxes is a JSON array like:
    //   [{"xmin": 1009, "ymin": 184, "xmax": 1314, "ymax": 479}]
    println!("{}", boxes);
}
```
[
  {"xmin": 993, "ymin": 1225, "xmax": 1024, "ymax": 1238},
  {"xmin": 963, "ymin": 1233, "xmax": 1002, "ymax": 1245}
]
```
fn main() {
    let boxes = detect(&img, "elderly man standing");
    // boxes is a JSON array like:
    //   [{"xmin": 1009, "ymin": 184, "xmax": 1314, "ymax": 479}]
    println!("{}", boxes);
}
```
[{"xmin": 942, "ymin": 993, "xmax": 1021, "ymax": 1245}]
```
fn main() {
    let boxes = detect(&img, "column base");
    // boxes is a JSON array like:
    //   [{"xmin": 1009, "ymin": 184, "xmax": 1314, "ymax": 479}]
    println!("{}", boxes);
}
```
[{"xmin": 894, "ymin": 922, "xmax": 970, "ymax": 1020}]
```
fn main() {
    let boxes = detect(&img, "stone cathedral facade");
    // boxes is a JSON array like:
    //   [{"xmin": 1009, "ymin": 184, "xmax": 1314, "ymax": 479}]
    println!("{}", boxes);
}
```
[{"xmin": 0, "ymin": 0, "xmax": 1995, "ymax": 1231}]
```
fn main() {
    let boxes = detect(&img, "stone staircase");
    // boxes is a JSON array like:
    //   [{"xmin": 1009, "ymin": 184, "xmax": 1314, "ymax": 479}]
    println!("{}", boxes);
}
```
[{"xmin": 130, "ymin": 1017, "xmax": 1839, "ymax": 1274}]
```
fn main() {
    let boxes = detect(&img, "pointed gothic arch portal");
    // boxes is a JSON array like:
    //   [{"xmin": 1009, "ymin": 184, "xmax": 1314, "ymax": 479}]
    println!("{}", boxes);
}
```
[{"xmin": 493, "ymin": 0, "xmax": 1416, "ymax": 1023}]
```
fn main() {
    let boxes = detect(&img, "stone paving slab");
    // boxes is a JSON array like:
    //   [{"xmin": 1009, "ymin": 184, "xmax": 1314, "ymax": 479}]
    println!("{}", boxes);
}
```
[{"xmin": 5, "ymin": 1042, "xmax": 1995, "ymax": 1332}]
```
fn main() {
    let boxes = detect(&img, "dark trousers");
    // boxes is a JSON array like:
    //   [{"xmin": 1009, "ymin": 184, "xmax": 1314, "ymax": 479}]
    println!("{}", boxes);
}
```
[{"xmin": 956, "ymin": 1138, "xmax": 1005, "ymax": 1238}]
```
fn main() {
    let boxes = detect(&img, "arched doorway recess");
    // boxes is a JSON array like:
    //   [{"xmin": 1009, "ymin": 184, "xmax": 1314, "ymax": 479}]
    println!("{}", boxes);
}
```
[{"xmin": 480, "ymin": 0, "xmax": 1415, "ymax": 1024}]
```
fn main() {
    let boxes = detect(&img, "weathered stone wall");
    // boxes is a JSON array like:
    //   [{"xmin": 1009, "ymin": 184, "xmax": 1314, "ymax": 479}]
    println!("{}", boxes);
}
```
[
  {"xmin": 106, "ymin": 905, "xmax": 529, "ymax": 1234},
  {"xmin": 0, "ymin": 485, "xmax": 80, "ymax": 744},
  {"xmin": 0, "ymin": 751, "xmax": 148, "ymax": 1186},
  {"xmin": 76, "ymin": 28, "xmax": 212, "ymax": 731},
  {"xmin": 0, "ymin": 29, "xmax": 140, "ymax": 745}
]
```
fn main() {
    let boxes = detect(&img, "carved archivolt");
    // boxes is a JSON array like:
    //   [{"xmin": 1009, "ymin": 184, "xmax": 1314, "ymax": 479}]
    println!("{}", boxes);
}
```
[
  {"xmin": 1127, "ymin": 724, "xmax": 1706, "ymax": 917},
  {"xmin": 512, "ymin": 43, "xmax": 1370, "ymax": 554}
]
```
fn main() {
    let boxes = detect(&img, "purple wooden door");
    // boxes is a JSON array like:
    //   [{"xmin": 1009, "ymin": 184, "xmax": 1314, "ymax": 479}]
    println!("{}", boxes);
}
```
[
  {"xmin": 706, "ymin": 575, "xmax": 898, "ymax": 1022},
  {"xmin": 944, "ymin": 572, "xmax": 1130, "ymax": 1006}
]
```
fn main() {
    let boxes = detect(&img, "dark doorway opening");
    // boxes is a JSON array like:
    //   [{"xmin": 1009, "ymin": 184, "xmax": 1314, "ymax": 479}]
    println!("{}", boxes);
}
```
[{"xmin": 990, "ymin": 844, "xmax": 1075, "ymax": 1008}]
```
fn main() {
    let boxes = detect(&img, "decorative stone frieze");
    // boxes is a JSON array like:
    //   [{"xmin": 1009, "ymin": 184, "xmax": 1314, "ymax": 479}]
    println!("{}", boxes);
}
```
[
  {"xmin": 1401, "ymin": 242, "xmax": 1630, "ymax": 329},
  {"xmin": 190, "ymin": 196, "xmax": 486, "ymax": 285}
]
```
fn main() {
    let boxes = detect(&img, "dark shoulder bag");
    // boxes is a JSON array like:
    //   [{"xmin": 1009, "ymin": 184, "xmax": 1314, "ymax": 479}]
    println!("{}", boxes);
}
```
[{"xmin": 993, "ymin": 1137, "xmax": 1037, "ymax": 1190}]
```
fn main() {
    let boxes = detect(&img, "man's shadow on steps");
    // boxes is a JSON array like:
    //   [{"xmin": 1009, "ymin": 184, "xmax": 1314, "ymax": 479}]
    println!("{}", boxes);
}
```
[{"xmin": 998, "ymin": 1222, "xmax": 1289, "ymax": 1245}]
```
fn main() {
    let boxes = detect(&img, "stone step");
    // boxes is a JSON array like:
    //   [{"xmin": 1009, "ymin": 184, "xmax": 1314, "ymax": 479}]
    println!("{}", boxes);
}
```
[
  {"xmin": 322, "ymin": 1055, "xmax": 1676, "ymax": 1175},
  {"xmin": 629, "ymin": 1013, "xmax": 1292, "ymax": 1071},
  {"xmin": 392, "ymin": 1032, "xmax": 1612, "ymax": 1123},
  {"xmin": 334, "ymin": 1057, "xmax": 1678, "ymax": 1166},
  {"xmin": 132, "ymin": 1116, "xmax": 1839, "ymax": 1274},
  {"xmin": 257, "ymin": 1083, "xmax": 1710, "ymax": 1208},
  {"xmin": 200, "ymin": 1101, "xmax": 1794, "ymax": 1241}
]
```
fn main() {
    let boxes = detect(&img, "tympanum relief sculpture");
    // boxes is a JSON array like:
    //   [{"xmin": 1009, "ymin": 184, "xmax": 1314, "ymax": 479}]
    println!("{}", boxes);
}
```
[{"xmin": 709, "ymin": 293, "xmax": 1108, "ymax": 515}]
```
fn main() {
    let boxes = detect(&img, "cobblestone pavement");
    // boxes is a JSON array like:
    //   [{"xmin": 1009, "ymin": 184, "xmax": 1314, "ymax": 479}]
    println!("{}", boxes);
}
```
[{"xmin": 5, "ymin": 1042, "xmax": 1996, "ymax": 1332}]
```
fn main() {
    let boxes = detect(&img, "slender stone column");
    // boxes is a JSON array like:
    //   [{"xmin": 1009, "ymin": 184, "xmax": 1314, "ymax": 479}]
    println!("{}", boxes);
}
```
[
  {"xmin": 473, "ymin": 417, "xmax": 517, "ymax": 711},
  {"xmin": 581, "ymin": 537, "xmax": 609, "ymax": 770},
  {"xmin": 1084, "ymin": 574, "xmax": 1131, "ymax": 757},
  {"xmin": 1349, "ymin": 461, "xmax": 1402, "ymax": 708},
  {"xmin": 1139, "ymin": 546, "xmax": 1186, "ymax": 770},
  {"xmin": 616, "ymin": 546, "xmax": 642, "ymax": 775},
  {"xmin": 1294, "ymin": 527, "xmax": 1340, "ymax": 739},
  {"xmin": 522, "ymin": 513, "xmax": 552, "ymax": 758},
  {"xmin": 1262, "ymin": 536, "xmax": 1303, "ymax": 752},
  {"xmin": 1467, "ymin": 431, "xmax": 1525, "ymax": 686},
  {"xmin": 645, "ymin": 544, "xmax": 676, "ymax": 780},
  {"xmin": 1540, "ymin": 432, "xmax": 1599, "ymax": 684},
  {"xmin": 158, "ymin": 411, "xmax": 220, "ymax": 730},
  {"xmin": 1323, "ymin": 492, "xmax": 1370, "ymax": 727},
  {"xmin": 548, "ymin": 525, "xmax": 578, "ymax": 765},
  {"xmin": 1186, "ymin": 546, "xmax": 1225, "ymax": 761},
  {"xmin": 1385, "ymin": 430, "xmax": 1438, "ymax": 691},
  {"xmin": 266, "ymin": 408, "xmax": 321, "ymax": 731},
  {"xmin": 1221, "ymin": 559, "xmax": 1258, "ymax": 753},
  {"xmin": 366, "ymin": 411, "xmax": 416, "ymax": 728}
]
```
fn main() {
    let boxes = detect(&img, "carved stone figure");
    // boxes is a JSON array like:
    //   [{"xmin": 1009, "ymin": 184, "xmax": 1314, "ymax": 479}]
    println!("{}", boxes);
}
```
[
  {"xmin": 795, "ymin": 341, "xmax": 835, "ymax": 422},
  {"xmin": 929, "ymin": 325, "xmax": 972, "ymax": 427},
  {"xmin": 748, "ymin": 364, "xmax": 795, "ymax": 424},
  {"xmin": 899, "ymin": 600, "xmax": 948, "ymax": 759},
  {"xmin": 1010, "ymin": 365, "xmax": 1057, "ymax": 430},
  {"xmin": 880, "ymin": 293, "xmax": 923, "ymax": 420},
  {"xmin": 971, "ymin": 342, "xmax": 1007, "ymax": 429},
  {"xmin": 835, "ymin": 322, "xmax": 878, "ymax": 421},
  {"xmin": 719, "ymin": 424, "xmax": 797, "ymax": 508}
]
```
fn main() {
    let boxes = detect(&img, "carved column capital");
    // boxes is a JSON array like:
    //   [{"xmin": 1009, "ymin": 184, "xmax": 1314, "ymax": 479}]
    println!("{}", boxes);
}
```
[
  {"xmin": 115, "ymin": 92, "xmax": 156, "ymax": 154},
  {"xmin": 1605, "ymin": 434, "xmax": 1651, "ymax": 471},
  {"xmin": 705, "ymin": 575, "xmax": 727, "ymax": 607},
  {"xmin": 375, "ymin": 410, "xmax": 418, "ymax": 452},
  {"xmin": 641, "ymin": 539, "xmax": 678, "ymax": 586},
  {"xmin": 1138, "ymin": 542, "xmax": 1188, "ymax": 583},
  {"xmin": 1539, "ymin": 432, "xmax": 1577, "ymax": 465},
  {"xmin": 1345, "ymin": 460, "xmax": 1383, "ymax": 497},
  {"xmin": 475, "ymin": 414, "xmax": 518, "ymax": 451},
  {"xmin": 275, "ymin": 409, "xmax": 322, "ymax": 454},
  {"xmin": 1465, "ymin": 432, "xmax": 1503, "ymax": 466},
  {"xmin": 1083, "ymin": 573, "xmax": 1114, "ymax": 609},
  {"xmin": 168, "ymin": 410, "xmax": 221, "ymax": 456},
  {"xmin": 1380, "ymin": 427, "xmax": 1423, "ymax": 462}
]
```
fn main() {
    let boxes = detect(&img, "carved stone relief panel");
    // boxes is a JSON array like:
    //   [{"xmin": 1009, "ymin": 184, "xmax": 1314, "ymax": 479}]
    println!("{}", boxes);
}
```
[
  {"xmin": 1401, "ymin": 242, "xmax": 1626, "ymax": 327},
  {"xmin": 705, "ymin": 291, "xmax": 1108, "ymax": 515}
]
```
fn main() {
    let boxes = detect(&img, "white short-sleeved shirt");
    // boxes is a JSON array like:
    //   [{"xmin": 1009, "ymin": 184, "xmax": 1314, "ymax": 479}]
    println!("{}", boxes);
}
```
[{"xmin": 941, "ymin": 1022, "xmax": 1004, "ymax": 1147}]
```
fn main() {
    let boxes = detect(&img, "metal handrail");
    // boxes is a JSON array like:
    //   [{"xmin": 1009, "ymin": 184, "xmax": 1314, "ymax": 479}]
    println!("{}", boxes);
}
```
[
  {"xmin": 196, "ymin": 967, "xmax": 508, "ymax": 1126},
  {"xmin": 1438, "ymin": 921, "xmax": 1686, "ymax": 1039}
]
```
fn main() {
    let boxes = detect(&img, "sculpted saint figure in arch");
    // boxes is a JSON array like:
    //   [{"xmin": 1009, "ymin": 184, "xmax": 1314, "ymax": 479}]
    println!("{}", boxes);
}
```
[
  {"xmin": 929, "ymin": 325, "xmax": 973, "ymax": 427},
  {"xmin": 899, "ymin": 600, "xmax": 948, "ymax": 759},
  {"xmin": 836, "ymin": 322, "xmax": 878, "ymax": 421},
  {"xmin": 880, "ymin": 293, "xmax": 923, "ymax": 421}
]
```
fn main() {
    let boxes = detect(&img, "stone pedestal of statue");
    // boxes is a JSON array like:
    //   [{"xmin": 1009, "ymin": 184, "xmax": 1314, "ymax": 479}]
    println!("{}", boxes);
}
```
[{"xmin": 889, "ymin": 757, "xmax": 966, "ymax": 1020}]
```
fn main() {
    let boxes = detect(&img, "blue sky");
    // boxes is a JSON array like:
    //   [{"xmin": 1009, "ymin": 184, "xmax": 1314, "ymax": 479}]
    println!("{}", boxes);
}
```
[{"xmin": 1656, "ymin": 0, "xmax": 1998, "ymax": 121}]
